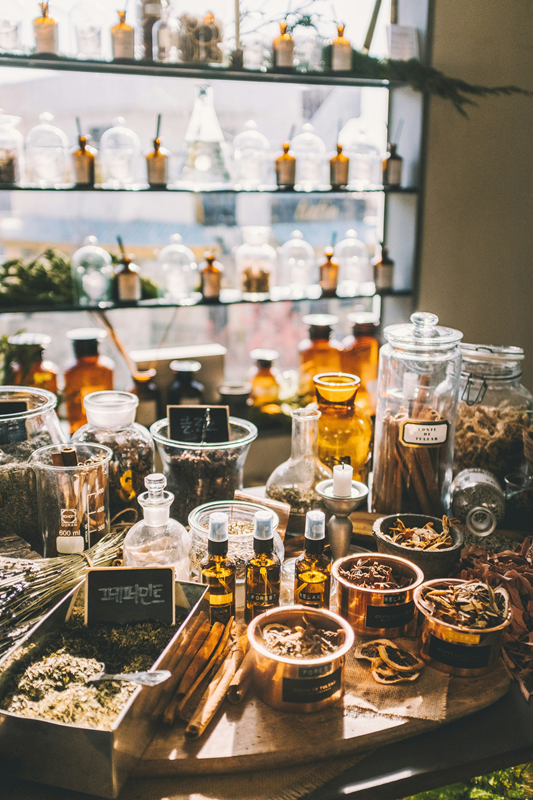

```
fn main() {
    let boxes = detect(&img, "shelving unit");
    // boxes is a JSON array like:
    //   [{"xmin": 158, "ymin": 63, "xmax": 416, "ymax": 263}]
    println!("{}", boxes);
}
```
[{"xmin": 0, "ymin": 185, "xmax": 417, "ymax": 194}]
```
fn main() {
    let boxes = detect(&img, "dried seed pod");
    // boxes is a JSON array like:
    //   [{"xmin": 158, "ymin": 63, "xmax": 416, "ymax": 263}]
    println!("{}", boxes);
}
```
[{"xmin": 377, "ymin": 644, "xmax": 425, "ymax": 673}]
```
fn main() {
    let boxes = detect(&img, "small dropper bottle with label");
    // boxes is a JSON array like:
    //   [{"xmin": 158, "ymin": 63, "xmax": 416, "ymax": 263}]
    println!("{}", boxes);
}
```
[
  {"xmin": 72, "ymin": 117, "xmax": 95, "ymax": 187},
  {"xmin": 111, "ymin": 10, "xmax": 135, "ymax": 60},
  {"xmin": 34, "ymin": 3, "xmax": 59, "ymax": 55},
  {"xmin": 115, "ymin": 235, "xmax": 141, "ymax": 303},
  {"xmin": 146, "ymin": 114, "xmax": 169, "ymax": 188},
  {"xmin": 294, "ymin": 509, "xmax": 331, "ymax": 609},
  {"xmin": 200, "ymin": 512, "xmax": 236, "ymax": 625},
  {"xmin": 245, "ymin": 510, "xmax": 281, "ymax": 622}
]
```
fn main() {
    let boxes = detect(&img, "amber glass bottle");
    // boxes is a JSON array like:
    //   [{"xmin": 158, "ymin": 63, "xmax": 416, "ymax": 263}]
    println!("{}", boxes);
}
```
[
  {"xmin": 382, "ymin": 143, "xmax": 403, "ymax": 186},
  {"xmin": 245, "ymin": 510, "xmax": 281, "ymax": 622},
  {"xmin": 294, "ymin": 510, "xmax": 331, "ymax": 609},
  {"xmin": 111, "ymin": 10, "xmax": 135, "ymax": 60},
  {"xmin": 128, "ymin": 369, "xmax": 161, "ymax": 428},
  {"xmin": 72, "ymin": 135, "xmax": 95, "ymax": 187},
  {"xmin": 273, "ymin": 21, "xmax": 294, "ymax": 68},
  {"xmin": 8, "ymin": 333, "xmax": 59, "ymax": 395},
  {"xmin": 115, "ymin": 253, "xmax": 141, "ymax": 303},
  {"xmin": 298, "ymin": 314, "xmax": 343, "ymax": 400},
  {"xmin": 319, "ymin": 247, "xmax": 339, "ymax": 297},
  {"xmin": 34, "ymin": 3, "xmax": 59, "ymax": 55},
  {"xmin": 373, "ymin": 245, "xmax": 394, "ymax": 290},
  {"xmin": 146, "ymin": 137, "xmax": 168, "ymax": 187},
  {"xmin": 330, "ymin": 144, "xmax": 349, "ymax": 189},
  {"xmin": 199, "ymin": 251, "xmax": 224, "ymax": 302},
  {"xmin": 341, "ymin": 312, "xmax": 380, "ymax": 416},
  {"xmin": 248, "ymin": 349, "xmax": 281, "ymax": 409},
  {"xmin": 64, "ymin": 329, "xmax": 114, "ymax": 433},
  {"xmin": 331, "ymin": 24, "xmax": 352, "ymax": 71},
  {"xmin": 167, "ymin": 360, "xmax": 204, "ymax": 406},
  {"xmin": 201, "ymin": 512, "xmax": 236, "ymax": 626},
  {"xmin": 276, "ymin": 142, "xmax": 296, "ymax": 189}
]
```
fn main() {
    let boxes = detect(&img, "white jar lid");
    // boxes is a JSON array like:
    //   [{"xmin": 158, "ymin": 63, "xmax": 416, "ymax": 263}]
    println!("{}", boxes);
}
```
[{"xmin": 83, "ymin": 390, "xmax": 138, "ymax": 429}]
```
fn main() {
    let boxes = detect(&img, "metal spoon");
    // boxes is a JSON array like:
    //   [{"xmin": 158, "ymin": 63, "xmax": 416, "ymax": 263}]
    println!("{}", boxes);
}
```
[{"xmin": 86, "ymin": 663, "xmax": 171, "ymax": 686}]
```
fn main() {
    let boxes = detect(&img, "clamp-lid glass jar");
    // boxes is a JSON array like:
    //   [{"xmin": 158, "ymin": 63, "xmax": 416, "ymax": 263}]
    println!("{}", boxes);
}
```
[
  {"xmin": 72, "ymin": 390, "xmax": 154, "ymax": 521},
  {"xmin": 372, "ymin": 312, "xmax": 463, "ymax": 516}
]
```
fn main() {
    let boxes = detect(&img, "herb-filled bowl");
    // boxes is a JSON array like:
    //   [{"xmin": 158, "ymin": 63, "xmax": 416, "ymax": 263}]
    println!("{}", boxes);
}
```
[
  {"xmin": 188, "ymin": 500, "xmax": 283, "ymax": 582},
  {"xmin": 372, "ymin": 514, "xmax": 464, "ymax": 580},
  {"xmin": 414, "ymin": 578, "xmax": 512, "ymax": 677},
  {"xmin": 247, "ymin": 605, "xmax": 354, "ymax": 713},
  {"xmin": 333, "ymin": 553, "xmax": 424, "ymax": 637}
]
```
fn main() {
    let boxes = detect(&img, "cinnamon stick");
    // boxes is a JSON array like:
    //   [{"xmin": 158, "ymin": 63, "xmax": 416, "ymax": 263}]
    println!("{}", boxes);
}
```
[
  {"xmin": 412, "ymin": 375, "xmax": 431, "ymax": 419},
  {"xmin": 403, "ymin": 448, "xmax": 433, "ymax": 515},
  {"xmin": 174, "ymin": 622, "xmax": 225, "ymax": 699},
  {"xmin": 227, "ymin": 645, "xmax": 254, "ymax": 704}
]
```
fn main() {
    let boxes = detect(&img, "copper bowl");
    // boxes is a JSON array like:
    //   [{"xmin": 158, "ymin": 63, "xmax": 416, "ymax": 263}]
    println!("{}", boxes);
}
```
[
  {"xmin": 414, "ymin": 578, "xmax": 512, "ymax": 677},
  {"xmin": 247, "ymin": 605, "xmax": 354, "ymax": 713},
  {"xmin": 333, "ymin": 553, "xmax": 424, "ymax": 637}
]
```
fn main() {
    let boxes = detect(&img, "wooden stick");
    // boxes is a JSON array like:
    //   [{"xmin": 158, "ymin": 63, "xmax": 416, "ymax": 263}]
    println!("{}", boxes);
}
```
[
  {"xmin": 412, "ymin": 375, "xmax": 431, "ymax": 419},
  {"xmin": 175, "ymin": 622, "xmax": 225, "ymax": 699},
  {"xmin": 415, "ymin": 448, "xmax": 443, "ymax": 515},
  {"xmin": 403, "ymin": 448, "xmax": 433, "ymax": 515},
  {"xmin": 361, "ymin": 0, "xmax": 382, "ymax": 54},
  {"xmin": 227, "ymin": 645, "xmax": 254, "ymax": 704}
]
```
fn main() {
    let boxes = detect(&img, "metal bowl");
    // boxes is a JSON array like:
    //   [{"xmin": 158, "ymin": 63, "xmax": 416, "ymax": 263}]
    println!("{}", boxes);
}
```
[
  {"xmin": 414, "ymin": 578, "xmax": 512, "ymax": 677},
  {"xmin": 333, "ymin": 553, "xmax": 424, "ymax": 637},
  {"xmin": 247, "ymin": 605, "xmax": 354, "ymax": 713}
]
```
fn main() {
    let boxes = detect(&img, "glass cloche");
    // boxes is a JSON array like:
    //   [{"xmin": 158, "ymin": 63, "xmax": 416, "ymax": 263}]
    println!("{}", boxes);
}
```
[
  {"xmin": 178, "ymin": 84, "xmax": 231, "ymax": 188},
  {"xmin": 0, "ymin": 109, "xmax": 24, "ymax": 185},
  {"xmin": 334, "ymin": 229, "xmax": 371, "ymax": 290},
  {"xmin": 152, "ymin": 3, "xmax": 181, "ymax": 63},
  {"xmin": 340, "ymin": 125, "xmax": 382, "ymax": 189},
  {"xmin": 0, "ymin": 0, "xmax": 23, "ymax": 53},
  {"xmin": 25, "ymin": 112, "xmax": 71, "ymax": 188},
  {"xmin": 156, "ymin": 234, "xmax": 199, "ymax": 303},
  {"xmin": 279, "ymin": 230, "xmax": 317, "ymax": 296},
  {"xmin": 70, "ymin": 0, "xmax": 104, "ymax": 59},
  {"xmin": 233, "ymin": 120, "xmax": 270, "ymax": 190},
  {"xmin": 291, "ymin": 123, "xmax": 326, "ymax": 191},
  {"xmin": 99, "ymin": 116, "xmax": 141, "ymax": 190},
  {"xmin": 235, "ymin": 226, "xmax": 277, "ymax": 299},
  {"xmin": 72, "ymin": 236, "xmax": 113, "ymax": 307}
]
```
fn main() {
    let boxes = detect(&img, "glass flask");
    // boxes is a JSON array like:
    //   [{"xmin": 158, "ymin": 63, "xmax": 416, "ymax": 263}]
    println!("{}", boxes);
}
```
[
  {"xmin": 298, "ymin": 313, "xmax": 343, "ymax": 401},
  {"xmin": 341, "ymin": 126, "xmax": 382, "ymax": 189},
  {"xmin": 34, "ymin": 2, "xmax": 58, "ymax": 55},
  {"xmin": 70, "ymin": 0, "xmax": 103, "ymax": 59},
  {"xmin": 235, "ymin": 226, "xmax": 277, "ymax": 298},
  {"xmin": 168, "ymin": 360, "xmax": 204, "ymax": 406},
  {"xmin": 291, "ymin": 123, "xmax": 326, "ymax": 191},
  {"xmin": 111, "ymin": 10, "xmax": 135, "ymax": 60},
  {"xmin": 266, "ymin": 407, "xmax": 331, "ymax": 533},
  {"xmin": 124, "ymin": 474, "xmax": 190, "ymax": 580},
  {"xmin": 293, "ymin": 26, "xmax": 325, "ymax": 73},
  {"xmin": 279, "ymin": 230, "xmax": 317, "ymax": 295},
  {"xmin": 100, "ymin": 117, "xmax": 141, "ymax": 189},
  {"xmin": 0, "ymin": 110, "xmax": 23, "ymax": 185},
  {"xmin": 248, "ymin": 349, "xmax": 281, "ymax": 408},
  {"xmin": 272, "ymin": 21, "xmax": 294, "ymax": 68},
  {"xmin": 372, "ymin": 312, "xmax": 463, "ymax": 516},
  {"xmin": 178, "ymin": 85, "xmax": 231, "ymax": 188},
  {"xmin": 8, "ymin": 332, "xmax": 59, "ymax": 395},
  {"xmin": 0, "ymin": 0, "xmax": 23, "ymax": 53},
  {"xmin": 454, "ymin": 345, "xmax": 533, "ymax": 483},
  {"xmin": 73, "ymin": 390, "xmax": 155, "ymax": 520},
  {"xmin": 233, "ymin": 120, "xmax": 270, "ymax": 190},
  {"xmin": 152, "ymin": 3, "xmax": 180, "ymax": 62},
  {"xmin": 64, "ymin": 328, "xmax": 114, "ymax": 434},
  {"xmin": 72, "ymin": 236, "xmax": 113, "ymax": 307},
  {"xmin": 313, "ymin": 373, "xmax": 372, "ymax": 481},
  {"xmin": 156, "ymin": 233, "xmax": 198, "ymax": 302},
  {"xmin": 26, "ymin": 112, "xmax": 71, "ymax": 188},
  {"xmin": 334, "ymin": 228, "xmax": 371, "ymax": 289},
  {"xmin": 341, "ymin": 312, "xmax": 380, "ymax": 416}
]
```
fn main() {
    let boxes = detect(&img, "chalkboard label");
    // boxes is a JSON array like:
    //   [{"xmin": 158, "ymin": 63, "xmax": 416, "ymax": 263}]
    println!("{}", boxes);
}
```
[
  {"xmin": 0, "ymin": 400, "xmax": 28, "ymax": 445},
  {"xmin": 167, "ymin": 405, "xmax": 230, "ymax": 444},
  {"xmin": 365, "ymin": 600, "xmax": 415, "ymax": 629},
  {"xmin": 428, "ymin": 634, "xmax": 492, "ymax": 670},
  {"xmin": 85, "ymin": 566, "xmax": 175, "ymax": 626},
  {"xmin": 282, "ymin": 666, "xmax": 341, "ymax": 704}
]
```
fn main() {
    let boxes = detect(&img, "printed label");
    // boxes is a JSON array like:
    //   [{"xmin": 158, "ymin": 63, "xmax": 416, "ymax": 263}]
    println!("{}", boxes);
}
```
[
  {"xmin": 298, "ymin": 663, "xmax": 331, "ymax": 679},
  {"xmin": 209, "ymin": 593, "xmax": 234, "ymax": 605},
  {"xmin": 248, "ymin": 593, "xmax": 277, "ymax": 603},
  {"xmin": 300, "ymin": 592, "xmax": 323, "ymax": 603},
  {"xmin": 365, "ymin": 600, "xmax": 414, "ymax": 629},
  {"xmin": 113, "ymin": 29, "xmax": 135, "ymax": 59},
  {"xmin": 383, "ymin": 592, "xmax": 406, "ymax": 605},
  {"xmin": 210, "ymin": 604, "xmax": 234, "ymax": 626},
  {"xmin": 282, "ymin": 666, "xmax": 341, "ymax": 704},
  {"xmin": 35, "ymin": 23, "xmax": 58, "ymax": 54},
  {"xmin": 332, "ymin": 43, "xmax": 352, "ymax": 71},
  {"xmin": 428, "ymin": 634, "xmax": 491, "ymax": 670},
  {"xmin": 400, "ymin": 419, "xmax": 449, "ymax": 448},
  {"xmin": 275, "ymin": 40, "xmax": 294, "ymax": 68}
]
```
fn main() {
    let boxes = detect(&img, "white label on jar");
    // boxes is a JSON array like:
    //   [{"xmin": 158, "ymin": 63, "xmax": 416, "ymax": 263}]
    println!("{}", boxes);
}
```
[
  {"xmin": 34, "ymin": 22, "xmax": 58, "ymax": 54},
  {"xmin": 112, "ymin": 28, "xmax": 135, "ymax": 59},
  {"xmin": 275, "ymin": 40, "xmax": 294, "ymax": 67},
  {"xmin": 144, "ymin": 3, "xmax": 162, "ymax": 15},
  {"xmin": 386, "ymin": 159, "xmax": 403, "ymax": 185},
  {"xmin": 118, "ymin": 272, "xmax": 141, "ymax": 301},
  {"xmin": 332, "ymin": 43, "xmax": 351, "ymax": 71},
  {"xmin": 400, "ymin": 419, "xmax": 449, "ymax": 448}
]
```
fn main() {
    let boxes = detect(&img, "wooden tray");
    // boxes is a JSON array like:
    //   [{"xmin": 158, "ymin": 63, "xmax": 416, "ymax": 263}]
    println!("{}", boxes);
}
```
[{"xmin": 136, "ymin": 661, "xmax": 510, "ymax": 777}]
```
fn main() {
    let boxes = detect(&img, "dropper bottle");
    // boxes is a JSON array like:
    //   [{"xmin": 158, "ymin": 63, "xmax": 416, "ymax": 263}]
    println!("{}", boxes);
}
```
[
  {"xmin": 200, "ymin": 512, "xmax": 236, "ymax": 625},
  {"xmin": 294, "ymin": 509, "xmax": 331, "ymax": 609},
  {"xmin": 123, "ymin": 473, "xmax": 191, "ymax": 580},
  {"xmin": 245, "ymin": 510, "xmax": 281, "ymax": 622}
]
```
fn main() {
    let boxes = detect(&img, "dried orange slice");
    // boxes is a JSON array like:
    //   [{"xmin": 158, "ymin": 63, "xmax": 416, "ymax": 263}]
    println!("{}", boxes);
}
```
[
  {"xmin": 377, "ymin": 644, "xmax": 425, "ymax": 673},
  {"xmin": 354, "ymin": 639, "xmax": 396, "ymax": 662}
]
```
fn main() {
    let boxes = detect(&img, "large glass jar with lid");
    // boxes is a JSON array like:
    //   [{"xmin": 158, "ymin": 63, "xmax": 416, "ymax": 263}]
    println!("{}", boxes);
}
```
[
  {"xmin": 100, "ymin": 117, "xmax": 141, "ymax": 189},
  {"xmin": 26, "ymin": 112, "xmax": 71, "ymax": 188},
  {"xmin": 454, "ymin": 345, "xmax": 532, "ymax": 483},
  {"xmin": 291, "ymin": 123, "xmax": 326, "ymax": 191},
  {"xmin": 72, "ymin": 236, "xmax": 113, "ymax": 307},
  {"xmin": 233, "ymin": 120, "xmax": 270, "ymax": 190},
  {"xmin": 235, "ymin": 226, "xmax": 277, "ymax": 299},
  {"xmin": 372, "ymin": 312, "xmax": 463, "ymax": 516},
  {"xmin": 0, "ymin": 110, "xmax": 23, "ymax": 184},
  {"xmin": 279, "ymin": 230, "xmax": 317, "ymax": 295},
  {"xmin": 334, "ymin": 229, "xmax": 371, "ymax": 289},
  {"xmin": 156, "ymin": 234, "xmax": 198, "ymax": 302},
  {"xmin": 0, "ymin": 0, "xmax": 24, "ymax": 53},
  {"xmin": 72, "ymin": 390, "xmax": 154, "ymax": 521}
]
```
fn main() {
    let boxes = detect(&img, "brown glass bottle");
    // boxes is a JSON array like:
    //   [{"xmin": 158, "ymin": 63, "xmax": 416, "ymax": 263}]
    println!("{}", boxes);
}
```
[
  {"xmin": 294, "ymin": 510, "xmax": 331, "ymax": 609},
  {"xmin": 128, "ymin": 369, "xmax": 161, "ymax": 428},
  {"xmin": 276, "ymin": 142, "xmax": 296, "ymax": 189},
  {"xmin": 248, "ymin": 349, "xmax": 281, "ymax": 408},
  {"xmin": 341, "ymin": 313, "xmax": 380, "ymax": 416},
  {"xmin": 199, "ymin": 251, "xmax": 223, "ymax": 302},
  {"xmin": 8, "ymin": 333, "xmax": 59, "ymax": 395},
  {"xmin": 72, "ymin": 135, "xmax": 95, "ymax": 187},
  {"xmin": 273, "ymin": 21, "xmax": 294, "ymax": 68},
  {"xmin": 330, "ymin": 144, "xmax": 349, "ymax": 189},
  {"xmin": 382, "ymin": 143, "xmax": 403, "ymax": 186},
  {"xmin": 298, "ymin": 313, "xmax": 343, "ymax": 400},
  {"xmin": 111, "ymin": 10, "xmax": 135, "ymax": 60},
  {"xmin": 146, "ymin": 137, "xmax": 168, "ymax": 187},
  {"xmin": 140, "ymin": 0, "xmax": 162, "ymax": 60},
  {"xmin": 167, "ymin": 360, "xmax": 204, "ymax": 406},
  {"xmin": 331, "ymin": 24, "xmax": 352, "ymax": 71},
  {"xmin": 245, "ymin": 510, "xmax": 281, "ymax": 622},
  {"xmin": 319, "ymin": 247, "xmax": 339, "ymax": 297},
  {"xmin": 115, "ymin": 254, "xmax": 142, "ymax": 303},
  {"xmin": 34, "ymin": 3, "xmax": 58, "ymax": 55},
  {"xmin": 200, "ymin": 512, "xmax": 236, "ymax": 626},
  {"xmin": 373, "ymin": 244, "xmax": 394, "ymax": 290},
  {"xmin": 64, "ymin": 329, "xmax": 114, "ymax": 434}
]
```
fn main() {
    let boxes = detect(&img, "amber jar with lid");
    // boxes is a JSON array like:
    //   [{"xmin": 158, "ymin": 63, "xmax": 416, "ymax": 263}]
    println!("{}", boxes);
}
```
[
  {"xmin": 319, "ymin": 247, "xmax": 339, "ymax": 297},
  {"xmin": 341, "ymin": 312, "xmax": 380, "ymax": 416},
  {"xmin": 199, "ymin": 251, "xmax": 224, "ymax": 302},
  {"xmin": 298, "ymin": 314, "xmax": 342, "ymax": 400},
  {"xmin": 8, "ymin": 333, "xmax": 59, "ymax": 395},
  {"xmin": 64, "ymin": 328, "xmax": 114, "ymax": 434}
]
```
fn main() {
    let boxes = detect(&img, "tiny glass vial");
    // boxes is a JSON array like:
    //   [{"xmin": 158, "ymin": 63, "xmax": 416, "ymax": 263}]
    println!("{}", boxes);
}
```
[
  {"xmin": 294, "ymin": 510, "xmax": 331, "ymax": 609},
  {"xmin": 199, "ymin": 251, "xmax": 223, "ymax": 302},
  {"xmin": 273, "ymin": 21, "xmax": 294, "ymax": 68},
  {"xmin": 200, "ymin": 512, "xmax": 236, "ymax": 626},
  {"xmin": 373, "ymin": 244, "xmax": 394, "ymax": 290},
  {"xmin": 111, "ymin": 10, "xmax": 135, "ymax": 60},
  {"xmin": 115, "ymin": 253, "xmax": 142, "ymax": 303},
  {"xmin": 34, "ymin": 3, "xmax": 58, "ymax": 55},
  {"xmin": 71, "ymin": 134, "xmax": 95, "ymax": 187},
  {"xmin": 245, "ymin": 510, "xmax": 281, "ymax": 622},
  {"xmin": 276, "ymin": 142, "xmax": 296, "ymax": 189},
  {"xmin": 382, "ymin": 142, "xmax": 403, "ymax": 186},
  {"xmin": 168, "ymin": 360, "xmax": 204, "ymax": 406},
  {"xmin": 330, "ymin": 143, "xmax": 349, "ymax": 189},
  {"xmin": 249, "ymin": 349, "xmax": 281, "ymax": 408},
  {"xmin": 331, "ymin": 24, "xmax": 351, "ymax": 71},
  {"xmin": 146, "ymin": 136, "xmax": 169, "ymax": 187},
  {"xmin": 319, "ymin": 247, "xmax": 339, "ymax": 297}
]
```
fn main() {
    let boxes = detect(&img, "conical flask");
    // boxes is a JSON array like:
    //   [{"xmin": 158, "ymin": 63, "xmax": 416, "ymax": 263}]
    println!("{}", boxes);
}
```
[{"xmin": 178, "ymin": 84, "xmax": 231, "ymax": 188}]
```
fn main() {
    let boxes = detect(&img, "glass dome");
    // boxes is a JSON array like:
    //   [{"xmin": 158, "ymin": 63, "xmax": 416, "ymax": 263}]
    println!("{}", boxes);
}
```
[
  {"xmin": 0, "ymin": 109, "xmax": 23, "ymax": 184},
  {"xmin": 242, "ymin": 31, "xmax": 267, "ymax": 70},
  {"xmin": 235, "ymin": 226, "xmax": 277, "ymax": 299},
  {"xmin": 291, "ymin": 123, "xmax": 326, "ymax": 190},
  {"xmin": 178, "ymin": 84, "xmax": 231, "ymax": 188},
  {"xmin": 340, "ymin": 124, "xmax": 382, "ymax": 189},
  {"xmin": 279, "ymin": 230, "xmax": 317, "ymax": 295},
  {"xmin": 0, "ymin": 0, "xmax": 23, "ymax": 53},
  {"xmin": 70, "ymin": 0, "xmax": 104, "ymax": 59},
  {"xmin": 293, "ymin": 27, "xmax": 325, "ymax": 73},
  {"xmin": 233, "ymin": 120, "xmax": 270, "ymax": 190},
  {"xmin": 25, "ymin": 112, "xmax": 71, "ymax": 188},
  {"xmin": 156, "ymin": 233, "xmax": 199, "ymax": 302},
  {"xmin": 72, "ymin": 235, "xmax": 113, "ymax": 307},
  {"xmin": 334, "ymin": 229, "xmax": 371, "ymax": 289},
  {"xmin": 152, "ymin": 4, "xmax": 180, "ymax": 63},
  {"xmin": 100, "ymin": 116, "xmax": 141, "ymax": 190}
]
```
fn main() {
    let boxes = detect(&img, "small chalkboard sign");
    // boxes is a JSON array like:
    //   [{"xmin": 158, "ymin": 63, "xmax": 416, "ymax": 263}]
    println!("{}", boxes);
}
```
[
  {"xmin": 167, "ymin": 405, "xmax": 230, "ymax": 444},
  {"xmin": 85, "ymin": 566, "xmax": 175, "ymax": 626},
  {"xmin": 0, "ymin": 400, "xmax": 28, "ymax": 445}
]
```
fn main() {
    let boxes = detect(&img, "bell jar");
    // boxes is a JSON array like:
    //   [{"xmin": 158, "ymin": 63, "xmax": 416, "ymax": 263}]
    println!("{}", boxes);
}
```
[
  {"xmin": 279, "ymin": 230, "xmax": 317, "ymax": 296},
  {"xmin": 178, "ymin": 85, "xmax": 231, "ymax": 188},
  {"xmin": 0, "ymin": 110, "xmax": 24, "ymax": 185},
  {"xmin": 340, "ymin": 124, "xmax": 382, "ymax": 189},
  {"xmin": 153, "ymin": 3, "xmax": 181, "ymax": 63},
  {"xmin": 156, "ymin": 234, "xmax": 199, "ymax": 303},
  {"xmin": 235, "ymin": 226, "xmax": 277, "ymax": 299},
  {"xmin": 26, "ymin": 112, "xmax": 71, "ymax": 188},
  {"xmin": 72, "ymin": 236, "xmax": 113, "ymax": 307},
  {"xmin": 291, "ymin": 123, "xmax": 326, "ymax": 191},
  {"xmin": 70, "ymin": 0, "xmax": 104, "ymax": 59},
  {"xmin": 100, "ymin": 117, "xmax": 142, "ymax": 189},
  {"xmin": 233, "ymin": 120, "xmax": 270, "ymax": 190},
  {"xmin": 334, "ymin": 229, "xmax": 371, "ymax": 291},
  {"xmin": 0, "ymin": 0, "xmax": 23, "ymax": 53}
]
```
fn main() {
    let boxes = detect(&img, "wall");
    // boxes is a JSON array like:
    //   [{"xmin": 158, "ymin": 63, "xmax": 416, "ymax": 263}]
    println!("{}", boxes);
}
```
[{"xmin": 419, "ymin": 0, "xmax": 533, "ymax": 389}]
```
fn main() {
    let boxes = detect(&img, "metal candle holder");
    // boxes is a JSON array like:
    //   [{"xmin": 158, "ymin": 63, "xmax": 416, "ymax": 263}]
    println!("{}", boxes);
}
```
[{"xmin": 315, "ymin": 479, "xmax": 369, "ymax": 562}]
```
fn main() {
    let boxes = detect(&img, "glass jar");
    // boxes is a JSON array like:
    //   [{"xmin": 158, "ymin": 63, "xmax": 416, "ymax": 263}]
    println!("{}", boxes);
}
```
[
  {"xmin": 340, "ymin": 125, "xmax": 382, "ymax": 189},
  {"xmin": 266, "ymin": 407, "xmax": 331, "ymax": 533},
  {"xmin": 291, "ymin": 123, "xmax": 326, "ymax": 191},
  {"xmin": 151, "ymin": 416, "xmax": 258, "ymax": 526},
  {"xmin": 313, "ymin": 373, "xmax": 372, "ymax": 481},
  {"xmin": 451, "ymin": 468, "xmax": 505, "ymax": 537},
  {"xmin": 72, "ymin": 236, "xmax": 113, "ymax": 307},
  {"xmin": 454, "ymin": 345, "xmax": 532, "ymax": 482},
  {"xmin": 72, "ymin": 391, "xmax": 154, "ymax": 522},
  {"xmin": 236, "ymin": 226, "xmax": 277, "ymax": 299},
  {"xmin": 0, "ymin": 387, "xmax": 66, "ymax": 553},
  {"xmin": 298, "ymin": 313, "xmax": 343, "ymax": 401},
  {"xmin": 293, "ymin": 26, "xmax": 324, "ymax": 73},
  {"xmin": 152, "ymin": 5, "xmax": 180, "ymax": 62},
  {"xmin": 279, "ymin": 230, "xmax": 317, "ymax": 295},
  {"xmin": 334, "ymin": 229, "xmax": 371, "ymax": 290},
  {"xmin": 232, "ymin": 120, "xmax": 270, "ymax": 190},
  {"xmin": 99, "ymin": 117, "xmax": 141, "ymax": 190},
  {"xmin": 0, "ymin": 110, "xmax": 23, "ymax": 185},
  {"xmin": 156, "ymin": 234, "xmax": 198, "ymax": 303},
  {"xmin": 372, "ymin": 312, "xmax": 463, "ymax": 516},
  {"xmin": 242, "ymin": 32, "xmax": 268, "ymax": 70},
  {"xmin": 0, "ymin": 0, "xmax": 23, "ymax": 53},
  {"xmin": 248, "ymin": 349, "xmax": 281, "ymax": 408},
  {"xmin": 70, "ymin": 0, "xmax": 103, "ymax": 59},
  {"xmin": 26, "ymin": 112, "xmax": 71, "ymax": 188},
  {"xmin": 178, "ymin": 85, "xmax": 231, "ymax": 188},
  {"xmin": 8, "ymin": 332, "xmax": 59, "ymax": 395},
  {"xmin": 168, "ymin": 360, "xmax": 205, "ymax": 406},
  {"xmin": 341, "ymin": 312, "xmax": 380, "ymax": 417}
]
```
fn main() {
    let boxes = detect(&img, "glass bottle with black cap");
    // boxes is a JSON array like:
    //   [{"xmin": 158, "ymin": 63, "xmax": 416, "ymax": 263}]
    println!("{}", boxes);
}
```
[
  {"xmin": 248, "ymin": 349, "xmax": 281, "ymax": 408},
  {"xmin": 200, "ymin": 512, "xmax": 236, "ymax": 625},
  {"xmin": 298, "ymin": 314, "xmax": 343, "ymax": 400},
  {"xmin": 8, "ymin": 333, "xmax": 59, "ymax": 395},
  {"xmin": 167, "ymin": 360, "xmax": 204, "ymax": 406},
  {"xmin": 294, "ymin": 509, "xmax": 331, "ymax": 609},
  {"xmin": 245, "ymin": 510, "xmax": 281, "ymax": 622},
  {"xmin": 64, "ymin": 328, "xmax": 114, "ymax": 433}
]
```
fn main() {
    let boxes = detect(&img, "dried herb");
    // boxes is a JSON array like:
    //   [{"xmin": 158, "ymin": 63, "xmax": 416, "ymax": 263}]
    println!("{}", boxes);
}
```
[
  {"xmin": 338, "ymin": 558, "xmax": 411, "ymax": 590},
  {"xmin": 202, "ymin": 519, "xmax": 254, "ymax": 536},
  {"xmin": 385, "ymin": 516, "xmax": 456, "ymax": 550},
  {"xmin": 418, "ymin": 580, "xmax": 509, "ymax": 630},
  {"xmin": 261, "ymin": 618, "xmax": 342, "ymax": 659}
]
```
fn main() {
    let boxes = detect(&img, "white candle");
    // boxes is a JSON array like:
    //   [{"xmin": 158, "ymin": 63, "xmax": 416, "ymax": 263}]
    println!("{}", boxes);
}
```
[{"xmin": 333, "ymin": 463, "xmax": 353, "ymax": 497}]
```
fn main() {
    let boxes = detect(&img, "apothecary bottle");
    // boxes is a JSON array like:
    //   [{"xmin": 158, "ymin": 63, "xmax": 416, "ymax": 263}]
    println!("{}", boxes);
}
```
[
  {"xmin": 232, "ymin": 120, "xmax": 270, "ymax": 190},
  {"xmin": 291, "ymin": 123, "xmax": 326, "ymax": 190},
  {"xmin": 273, "ymin": 21, "xmax": 294, "ymax": 68},
  {"xmin": 294, "ymin": 510, "xmax": 331, "ymax": 609},
  {"xmin": 330, "ymin": 144, "xmax": 349, "ymax": 189},
  {"xmin": 111, "ymin": 10, "xmax": 135, "ymax": 60},
  {"xmin": 331, "ymin": 24, "xmax": 352, "ymax": 72},
  {"xmin": 319, "ymin": 247, "xmax": 339, "ymax": 297},
  {"xmin": 168, "ymin": 360, "xmax": 204, "ymax": 406},
  {"xmin": 0, "ymin": 110, "xmax": 23, "ymax": 185},
  {"xmin": 146, "ymin": 135, "xmax": 169, "ymax": 187},
  {"xmin": 128, "ymin": 369, "xmax": 161, "ymax": 428},
  {"xmin": 279, "ymin": 229, "xmax": 316, "ymax": 294},
  {"xmin": 236, "ymin": 226, "xmax": 277, "ymax": 298},
  {"xmin": 275, "ymin": 141, "xmax": 296, "ymax": 189},
  {"xmin": 245, "ymin": 510, "xmax": 281, "ymax": 622},
  {"xmin": 26, "ymin": 112, "xmax": 71, "ymax": 188},
  {"xmin": 248, "ymin": 349, "xmax": 281, "ymax": 409},
  {"xmin": 71, "ymin": 134, "xmax": 96, "ymax": 187},
  {"xmin": 266, "ymin": 407, "xmax": 331, "ymax": 533},
  {"xmin": 372, "ymin": 312, "xmax": 463, "ymax": 516},
  {"xmin": 156, "ymin": 234, "xmax": 198, "ymax": 302},
  {"xmin": 341, "ymin": 126, "xmax": 381, "ymax": 189},
  {"xmin": 8, "ymin": 332, "xmax": 59, "ymax": 395},
  {"xmin": 298, "ymin": 313, "xmax": 343, "ymax": 400},
  {"xmin": 34, "ymin": 2, "xmax": 58, "ymax": 55},
  {"xmin": 115, "ymin": 252, "xmax": 141, "ymax": 303},
  {"xmin": 64, "ymin": 328, "xmax": 114, "ymax": 433},
  {"xmin": 199, "ymin": 251, "xmax": 223, "ymax": 302},
  {"xmin": 341, "ymin": 312, "xmax": 380, "ymax": 416},
  {"xmin": 0, "ymin": 0, "xmax": 23, "ymax": 53},
  {"xmin": 382, "ymin": 142, "xmax": 403, "ymax": 186},
  {"xmin": 100, "ymin": 117, "xmax": 141, "ymax": 190},
  {"xmin": 373, "ymin": 244, "xmax": 394, "ymax": 290},
  {"xmin": 72, "ymin": 236, "xmax": 113, "ymax": 307},
  {"xmin": 201, "ymin": 512, "xmax": 236, "ymax": 626}
]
